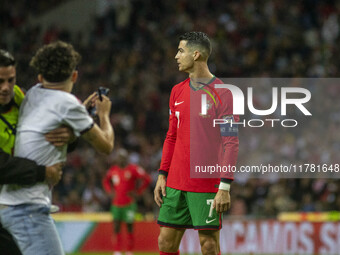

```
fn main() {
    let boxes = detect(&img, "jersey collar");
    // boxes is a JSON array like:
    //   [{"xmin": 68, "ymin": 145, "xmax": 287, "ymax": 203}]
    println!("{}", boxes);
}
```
[{"xmin": 189, "ymin": 76, "xmax": 216, "ymax": 91}]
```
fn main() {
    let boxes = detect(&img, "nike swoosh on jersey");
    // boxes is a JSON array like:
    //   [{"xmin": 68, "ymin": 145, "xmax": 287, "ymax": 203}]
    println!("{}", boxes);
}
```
[
  {"xmin": 174, "ymin": 101, "xmax": 184, "ymax": 106},
  {"xmin": 205, "ymin": 218, "xmax": 217, "ymax": 224}
]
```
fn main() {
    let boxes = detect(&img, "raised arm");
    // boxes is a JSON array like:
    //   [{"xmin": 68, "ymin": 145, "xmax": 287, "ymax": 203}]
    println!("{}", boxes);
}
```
[{"xmin": 82, "ymin": 95, "xmax": 114, "ymax": 154}]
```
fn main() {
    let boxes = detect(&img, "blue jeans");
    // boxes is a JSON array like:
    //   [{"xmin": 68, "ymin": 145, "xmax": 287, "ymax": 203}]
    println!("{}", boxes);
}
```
[{"xmin": 0, "ymin": 204, "xmax": 64, "ymax": 255}]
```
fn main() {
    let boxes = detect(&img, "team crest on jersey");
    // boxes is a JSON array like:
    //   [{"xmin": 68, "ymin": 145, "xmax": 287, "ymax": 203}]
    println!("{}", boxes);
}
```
[
  {"xmin": 124, "ymin": 171, "xmax": 131, "ymax": 180},
  {"xmin": 112, "ymin": 175, "xmax": 120, "ymax": 185},
  {"xmin": 137, "ymin": 167, "xmax": 145, "ymax": 175},
  {"xmin": 199, "ymin": 100, "xmax": 213, "ymax": 118}
]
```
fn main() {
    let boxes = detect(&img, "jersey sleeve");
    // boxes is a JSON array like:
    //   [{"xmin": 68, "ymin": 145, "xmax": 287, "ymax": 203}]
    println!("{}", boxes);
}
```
[
  {"xmin": 217, "ymin": 89, "xmax": 239, "ymax": 181},
  {"xmin": 134, "ymin": 165, "xmax": 151, "ymax": 195},
  {"xmin": 0, "ymin": 148, "xmax": 45, "ymax": 185},
  {"xmin": 61, "ymin": 99, "xmax": 94, "ymax": 137},
  {"xmin": 158, "ymin": 88, "xmax": 178, "ymax": 176}
]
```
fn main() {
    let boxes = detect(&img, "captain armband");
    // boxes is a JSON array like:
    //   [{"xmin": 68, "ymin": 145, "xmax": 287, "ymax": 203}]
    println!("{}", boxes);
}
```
[{"xmin": 219, "ymin": 115, "xmax": 238, "ymax": 137}]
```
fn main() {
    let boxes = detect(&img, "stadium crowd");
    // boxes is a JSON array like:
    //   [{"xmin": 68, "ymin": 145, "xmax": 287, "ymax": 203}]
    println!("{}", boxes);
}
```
[{"xmin": 1, "ymin": 0, "xmax": 339, "ymax": 217}]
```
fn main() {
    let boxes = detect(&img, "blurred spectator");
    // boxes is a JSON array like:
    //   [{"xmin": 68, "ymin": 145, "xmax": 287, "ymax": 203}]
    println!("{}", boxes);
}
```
[{"xmin": 82, "ymin": 175, "xmax": 108, "ymax": 212}]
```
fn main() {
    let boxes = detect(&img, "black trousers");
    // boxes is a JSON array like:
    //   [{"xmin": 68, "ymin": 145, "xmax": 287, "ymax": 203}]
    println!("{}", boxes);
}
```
[{"xmin": 0, "ymin": 223, "xmax": 22, "ymax": 255}]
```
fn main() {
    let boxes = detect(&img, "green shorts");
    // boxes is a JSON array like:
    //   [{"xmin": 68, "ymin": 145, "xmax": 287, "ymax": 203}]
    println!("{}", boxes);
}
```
[
  {"xmin": 158, "ymin": 187, "xmax": 222, "ymax": 230},
  {"xmin": 110, "ymin": 203, "xmax": 137, "ymax": 223}
]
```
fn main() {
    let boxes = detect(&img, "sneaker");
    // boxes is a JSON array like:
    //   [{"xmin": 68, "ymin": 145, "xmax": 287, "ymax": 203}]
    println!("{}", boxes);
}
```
[{"xmin": 113, "ymin": 252, "xmax": 122, "ymax": 255}]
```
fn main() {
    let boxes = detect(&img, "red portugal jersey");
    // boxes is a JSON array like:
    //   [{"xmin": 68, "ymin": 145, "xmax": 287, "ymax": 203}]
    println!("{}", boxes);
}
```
[
  {"xmin": 103, "ymin": 164, "xmax": 151, "ymax": 206},
  {"xmin": 159, "ymin": 77, "xmax": 239, "ymax": 193}
]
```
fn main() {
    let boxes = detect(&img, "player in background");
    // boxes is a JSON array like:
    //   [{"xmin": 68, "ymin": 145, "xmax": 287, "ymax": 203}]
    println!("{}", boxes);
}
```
[
  {"xmin": 0, "ymin": 49, "xmax": 75, "ymax": 255},
  {"xmin": 103, "ymin": 148, "xmax": 151, "ymax": 255},
  {"xmin": 0, "ymin": 41, "xmax": 114, "ymax": 255},
  {"xmin": 154, "ymin": 32, "xmax": 239, "ymax": 255}
]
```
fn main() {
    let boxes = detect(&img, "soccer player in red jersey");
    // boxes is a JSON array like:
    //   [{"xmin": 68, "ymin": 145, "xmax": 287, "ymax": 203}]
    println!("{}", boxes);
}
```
[
  {"xmin": 154, "ymin": 32, "xmax": 239, "ymax": 255},
  {"xmin": 103, "ymin": 148, "xmax": 151, "ymax": 255}
]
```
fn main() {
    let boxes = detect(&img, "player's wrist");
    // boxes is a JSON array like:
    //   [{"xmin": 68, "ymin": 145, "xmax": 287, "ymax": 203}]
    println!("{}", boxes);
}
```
[
  {"xmin": 158, "ymin": 174, "xmax": 166, "ymax": 180},
  {"xmin": 158, "ymin": 170, "xmax": 168, "ymax": 177},
  {"xmin": 98, "ymin": 113, "xmax": 109, "ymax": 121},
  {"xmin": 218, "ymin": 182, "xmax": 230, "ymax": 191}
]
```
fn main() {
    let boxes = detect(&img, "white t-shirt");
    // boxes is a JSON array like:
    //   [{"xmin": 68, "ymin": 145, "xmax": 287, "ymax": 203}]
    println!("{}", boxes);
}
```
[{"xmin": 0, "ymin": 84, "xmax": 94, "ymax": 206}]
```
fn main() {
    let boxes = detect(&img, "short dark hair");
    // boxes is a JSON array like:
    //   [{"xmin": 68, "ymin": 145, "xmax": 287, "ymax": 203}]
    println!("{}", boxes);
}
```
[
  {"xmin": 30, "ymin": 41, "xmax": 81, "ymax": 83},
  {"xmin": 0, "ymin": 49, "xmax": 16, "ymax": 67},
  {"xmin": 179, "ymin": 32, "xmax": 212, "ymax": 59}
]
